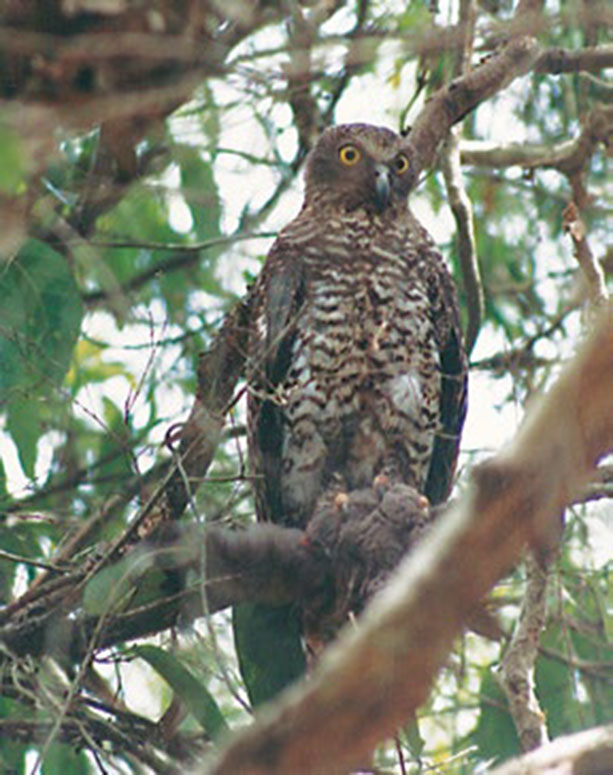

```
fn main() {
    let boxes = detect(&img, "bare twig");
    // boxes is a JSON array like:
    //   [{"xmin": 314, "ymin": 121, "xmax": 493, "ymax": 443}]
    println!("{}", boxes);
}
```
[
  {"xmin": 81, "ymin": 232, "xmax": 274, "ymax": 306},
  {"xmin": 460, "ymin": 105, "xmax": 613, "ymax": 175},
  {"xmin": 0, "ymin": 550, "xmax": 71, "ymax": 573},
  {"xmin": 440, "ymin": 0, "xmax": 483, "ymax": 354},
  {"xmin": 498, "ymin": 553, "xmax": 550, "ymax": 751},
  {"xmin": 535, "ymin": 43, "xmax": 613, "ymax": 74},
  {"xmin": 562, "ymin": 201, "xmax": 609, "ymax": 316}
]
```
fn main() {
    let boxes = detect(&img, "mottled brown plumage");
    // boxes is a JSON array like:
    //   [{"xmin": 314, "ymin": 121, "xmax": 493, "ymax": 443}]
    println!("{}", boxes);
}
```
[{"xmin": 247, "ymin": 123, "xmax": 467, "ymax": 529}]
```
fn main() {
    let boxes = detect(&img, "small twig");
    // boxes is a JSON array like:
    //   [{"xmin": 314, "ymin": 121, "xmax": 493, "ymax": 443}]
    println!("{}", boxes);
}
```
[
  {"xmin": 440, "ymin": 0, "xmax": 483, "ymax": 355},
  {"xmin": 460, "ymin": 105, "xmax": 613, "ymax": 177},
  {"xmin": 535, "ymin": 43, "xmax": 613, "ymax": 74},
  {"xmin": 562, "ymin": 201, "xmax": 609, "ymax": 317},
  {"xmin": 498, "ymin": 554, "xmax": 550, "ymax": 752},
  {"xmin": 0, "ymin": 549, "xmax": 71, "ymax": 573},
  {"xmin": 442, "ymin": 126, "xmax": 483, "ymax": 355}
]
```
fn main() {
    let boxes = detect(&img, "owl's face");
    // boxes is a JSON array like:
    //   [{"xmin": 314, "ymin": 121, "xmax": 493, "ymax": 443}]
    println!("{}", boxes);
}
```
[{"xmin": 304, "ymin": 124, "xmax": 415, "ymax": 215}]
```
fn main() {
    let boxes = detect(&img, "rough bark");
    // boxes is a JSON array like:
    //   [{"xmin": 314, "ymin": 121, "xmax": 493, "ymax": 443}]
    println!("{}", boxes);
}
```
[{"xmin": 489, "ymin": 724, "xmax": 613, "ymax": 775}]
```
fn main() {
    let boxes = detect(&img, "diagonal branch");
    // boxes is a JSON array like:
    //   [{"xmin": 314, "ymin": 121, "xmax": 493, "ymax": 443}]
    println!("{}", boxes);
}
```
[
  {"xmin": 200, "ymin": 303, "xmax": 613, "ymax": 775},
  {"xmin": 488, "ymin": 724, "xmax": 613, "ymax": 775},
  {"xmin": 441, "ymin": 0, "xmax": 483, "ymax": 355},
  {"xmin": 406, "ymin": 33, "xmax": 541, "ymax": 181}
]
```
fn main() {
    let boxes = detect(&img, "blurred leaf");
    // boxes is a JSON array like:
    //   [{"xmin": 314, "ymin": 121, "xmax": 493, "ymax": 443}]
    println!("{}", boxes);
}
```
[
  {"xmin": 0, "ymin": 458, "xmax": 8, "ymax": 506},
  {"xmin": 0, "ymin": 239, "xmax": 83, "ymax": 406},
  {"xmin": 0, "ymin": 695, "xmax": 28, "ymax": 774},
  {"xmin": 232, "ymin": 603, "xmax": 306, "ymax": 707},
  {"xmin": 41, "ymin": 742, "xmax": 91, "ymax": 775},
  {"xmin": 66, "ymin": 339, "xmax": 127, "ymax": 395},
  {"xmin": 0, "ymin": 126, "xmax": 27, "ymax": 194},
  {"xmin": 82, "ymin": 550, "xmax": 153, "ymax": 615},
  {"xmin": 5, "ymin": 399, "xmax": 42, "ymax": 479},
  {"xmin": 536, "ymin": 624, "xmax": 585, "ymax": 736},
  {"xmin": 135, "ymin": 644, "xmax": 229, "ymax": 739},
  {"xmin": 403, "ymin": 713, "xmax": 425, "ymax": 758},
  {"xmin": 472, "ymin": 667, "xmax": 520, "ymax": 763},
  {"xmin": 177, "ymin": 145, "xmax": 221, "ymax": 244},
  {"xmin": 0, "ymin": 522, "xmax": 41, "ymax": 603}
]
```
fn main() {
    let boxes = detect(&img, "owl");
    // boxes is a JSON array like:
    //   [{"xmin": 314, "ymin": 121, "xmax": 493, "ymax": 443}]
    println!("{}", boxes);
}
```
[{"xmin": 246, "ymin": 123, "xmax": 468, "ymax": 530}]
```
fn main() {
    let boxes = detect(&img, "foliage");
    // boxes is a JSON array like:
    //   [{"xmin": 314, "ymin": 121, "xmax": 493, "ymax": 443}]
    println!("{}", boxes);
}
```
[{"xmin": 0, "ymin": 1, "xmax": 611, "ymax": 774}]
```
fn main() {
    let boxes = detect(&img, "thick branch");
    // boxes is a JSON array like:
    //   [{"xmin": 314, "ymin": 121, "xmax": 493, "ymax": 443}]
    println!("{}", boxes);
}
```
[
  {"xmin": 406, "ymin": 35, "xmax": 541, "ymax": 179},
  {"xmin": 488, "ymin": 724, "xmax": 613, "ymax": 775},
  {"xmin": 199, "ymin": 305, "xmax": 613, "ymax": 775}
]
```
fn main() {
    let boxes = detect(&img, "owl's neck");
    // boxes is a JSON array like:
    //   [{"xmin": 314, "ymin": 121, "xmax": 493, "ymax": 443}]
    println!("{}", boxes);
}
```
[{"xmin": 302, "ymin": 196, "xmax": 409, "ymax": 225}]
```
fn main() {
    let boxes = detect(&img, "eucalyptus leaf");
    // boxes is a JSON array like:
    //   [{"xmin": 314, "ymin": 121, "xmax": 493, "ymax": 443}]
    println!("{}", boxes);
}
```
[
  {"xmin": 0, "ymin": 239, "xmax": 83, "ymax": 407},
  {"xmin": 135, "ymin": 644, "xmax": 229, "ymax": 739}
]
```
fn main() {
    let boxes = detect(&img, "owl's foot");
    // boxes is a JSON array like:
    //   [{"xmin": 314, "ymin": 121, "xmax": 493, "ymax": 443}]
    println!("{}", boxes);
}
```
[{"xmin": 333, "ymin": 491, "xmax": 350, "ymax": 510}]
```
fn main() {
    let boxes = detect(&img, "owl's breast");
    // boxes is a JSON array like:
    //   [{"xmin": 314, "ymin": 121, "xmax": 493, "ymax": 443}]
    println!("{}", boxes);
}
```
[{"xmin": 280, "ymin": 248, "xmax": 440, "ymax": 491}]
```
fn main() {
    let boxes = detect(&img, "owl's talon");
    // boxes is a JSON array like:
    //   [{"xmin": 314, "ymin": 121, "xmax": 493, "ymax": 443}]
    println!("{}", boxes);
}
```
[
  {"xmin": 333, "ymin": 492, "xmax": 350, "ymax": 510},
  {"xmin": 417, "ymin": 494, "xmax": 430, "ymax": 510}
]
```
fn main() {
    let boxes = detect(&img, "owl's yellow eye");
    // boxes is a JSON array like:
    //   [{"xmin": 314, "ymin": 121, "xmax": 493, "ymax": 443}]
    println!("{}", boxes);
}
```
[
  {"xmin": 339, "ymin": 145, "xmax": 361, "ymax": 166},
  {"xmin": 394, "ymin": 154, "xmax": 410, "ymax": 175}
]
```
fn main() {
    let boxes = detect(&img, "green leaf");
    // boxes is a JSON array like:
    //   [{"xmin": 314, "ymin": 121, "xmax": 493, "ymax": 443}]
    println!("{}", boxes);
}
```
[
  {"xmin": 0, "ymin": 695, "xmax": 27, "ymax": 774},
  {"xmin": 176, "ymin": 145, "xmax": 221, "ymax": 244},
  {"xmin": 535, "ymin": 625, "xmax": 584, "ymax": 736},
  {"xmin": 135, "ymin": 644, "xmax": 229, "ymax": 739},
  {"xmin": 82, "ymin": 550, "xmax": 153, "ymax": 616},
  {"xmin": 5, "ymin": 399, "xmax": 42, "ymax": 479},
  {"xmin": 232, "ymin": 603, "xmax": 306, "ymax": 707},
  {"xmin": 0, "ymin": 458, "xmax": 8, "ymax": 508},
  {"xmin": 0, "ymin": 239, "xmax": 83, "ymax": 406},
  {"xmin": 472, "ymin": 667, "xmax": 520, "ymax": 764},
  {"xmin": 402, "ymin": 713, "xmax": 425, "ymax": 758},
  {"xmin": 0, "ymin": 126, "xmax": 27, "ymax": 194},
  {"xmin": 41, "ymin": 742, "xmax": 91, "ymax": 775}
]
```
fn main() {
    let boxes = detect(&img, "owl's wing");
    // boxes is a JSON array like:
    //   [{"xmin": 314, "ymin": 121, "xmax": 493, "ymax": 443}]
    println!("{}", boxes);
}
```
[
  {"xmin": 425, "ymin": 259, "xmax": 468, "ymax": 506},
  {"xmin": 250, "ymin": 242, "xmax": 306, "ymax": 523}
]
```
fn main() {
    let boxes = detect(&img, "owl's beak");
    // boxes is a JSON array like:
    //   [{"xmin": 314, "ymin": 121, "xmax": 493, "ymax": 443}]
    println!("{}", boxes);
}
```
[{"xmin": 374, "ymin": 165, "xmax": 391, "ymax": 211}]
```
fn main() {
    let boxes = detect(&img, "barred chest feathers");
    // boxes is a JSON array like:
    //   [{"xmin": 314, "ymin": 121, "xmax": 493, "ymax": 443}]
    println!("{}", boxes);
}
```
[{"xmin": 274, "ymin": 242, "xmax": 440, "ymax": 524}]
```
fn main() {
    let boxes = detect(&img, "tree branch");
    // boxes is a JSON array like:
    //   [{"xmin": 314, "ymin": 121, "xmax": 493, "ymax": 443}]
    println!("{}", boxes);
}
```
[
  {"xmin": 488, "ymin": 724, "xmax": 613, "ymax": 775},
  {"xmin": 460, "ymin": 105, "xmax": 613, "ymax": 174},
  {"xmin": 406, "ymin": 28, "xmax": 541, "ymax": 179},
  {"xmin": 0, "ymin": 484, "xmax": 437, "ymax": 660},
  {"xmin": 535, "ymin": 44, "xmax": 613, "ymax": 74},
  {"xmin": 440, "ymin": 0, "xmax": 483, "ymax": 355},
  {"xmin": 562, "ymin": 201, "xmax": 609, "ymax": 314},
  {"xmin": 498, "ymin": 553, "xmax": 550, "ymax": 751}
]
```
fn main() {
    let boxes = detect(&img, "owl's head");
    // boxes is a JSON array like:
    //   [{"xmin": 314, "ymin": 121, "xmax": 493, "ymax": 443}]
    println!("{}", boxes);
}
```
[{"xmin": 304, "ymin": 123, "xmax": 416, "ymax": 215}]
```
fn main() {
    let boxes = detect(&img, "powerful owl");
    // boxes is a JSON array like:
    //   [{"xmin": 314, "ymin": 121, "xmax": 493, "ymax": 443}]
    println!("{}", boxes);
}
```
[{"xmin": 247, "ymin": 123, "xmax": 468, "ymax": 529}]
